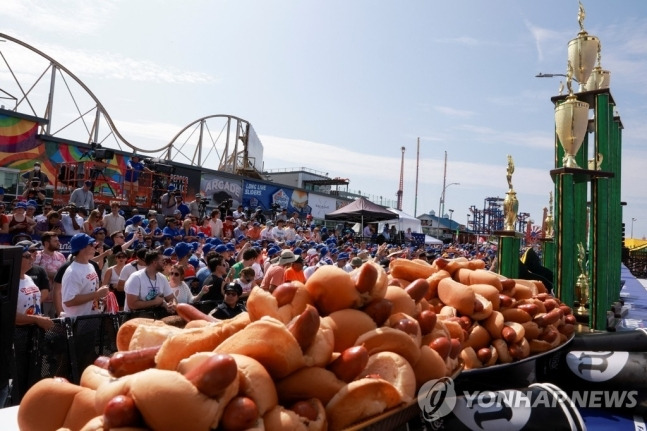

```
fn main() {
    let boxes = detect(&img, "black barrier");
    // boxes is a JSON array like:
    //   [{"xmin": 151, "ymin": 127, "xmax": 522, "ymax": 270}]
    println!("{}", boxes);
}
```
[{"xmin": 7, "ymin": 302, "xmax": 224, "ymax": 406}]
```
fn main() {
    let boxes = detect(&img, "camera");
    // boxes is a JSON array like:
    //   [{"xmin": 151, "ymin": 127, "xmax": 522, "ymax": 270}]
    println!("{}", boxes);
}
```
[{"xmin": 270, "ymin": 203, "xmax": 281, "ymax": 211}]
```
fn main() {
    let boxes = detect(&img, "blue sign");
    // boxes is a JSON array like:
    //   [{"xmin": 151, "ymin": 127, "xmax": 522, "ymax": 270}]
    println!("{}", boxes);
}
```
[{"xmin": 242, "ymin": 180, "xmax": 311, "ymax": 217}]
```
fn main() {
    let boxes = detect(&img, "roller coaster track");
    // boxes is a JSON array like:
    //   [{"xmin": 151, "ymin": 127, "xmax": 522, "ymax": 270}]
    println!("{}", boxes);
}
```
[{"xmin": 0, "ymin": 32, "xmax": 260, "ymax": 173}]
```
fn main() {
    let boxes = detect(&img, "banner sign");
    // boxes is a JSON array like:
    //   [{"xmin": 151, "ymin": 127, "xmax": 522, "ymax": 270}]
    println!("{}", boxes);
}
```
[
  {"xmin": 242, "ymin": 180, "xmax": 311, "ymax": 217},
  {"xmin": 308, "ymin": 193, "xmax": 338, "ymax": 219},
  {"xmin": 200, "ymin": 174, "xmax": 244, "ymax": 208}
]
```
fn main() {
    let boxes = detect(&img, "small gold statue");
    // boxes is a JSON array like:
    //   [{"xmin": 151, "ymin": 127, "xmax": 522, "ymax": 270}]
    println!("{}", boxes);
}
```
[
  {"xmin": 544, "ymin": 192, "xmax": 554, "ymax": 239},
  {"xmin": 503, "ymin": 155, "xmax": 518, "ymax": 231},
  {"xmin": 506, "ymin": 154, "xmax": 514, "ymax": 191},
  {"xmin": 575, "ymin": 242, "xmax": 590, "ymax": 316},
  {"xmin": 578, "ymin": 1, "xmax": 586, "ymax": 33}
]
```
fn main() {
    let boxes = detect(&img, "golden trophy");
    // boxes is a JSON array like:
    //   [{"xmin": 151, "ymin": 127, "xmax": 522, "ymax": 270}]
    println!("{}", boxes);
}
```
[
  {"xmin": 555, "ymin": 61, "xmax": 589, "ymax": 168},
  {"xmin": 575, "ymin": 242, "xmax": 590, "ymax": 316},
  {"xmin": 503, "ymin": 155, "xmax": 519, "ymax": 231},
  {"xmin": 544, "ymin": 192, "xmax": 554, "ymax": 239},
  {"xmin": 568, "ymin": 1, "xmax": 600, "ymax": 87}
]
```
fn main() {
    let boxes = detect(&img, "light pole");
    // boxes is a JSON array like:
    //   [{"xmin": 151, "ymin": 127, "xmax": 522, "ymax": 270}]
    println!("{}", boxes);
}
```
[
  {"xmin": 438, "ymin": 182, "xmax": 460, "ymax": 221},
  {"xmin": 632, "ymin": 217, "xmax": 637, "ymax": 239},
  {"xmin": 448, "ymin": 209, "xmax": 454, "ymax": 242}
]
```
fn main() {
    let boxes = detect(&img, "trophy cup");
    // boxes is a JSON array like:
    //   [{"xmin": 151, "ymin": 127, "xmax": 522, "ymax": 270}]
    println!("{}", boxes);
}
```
[
  {"xmin": 584, "ymin": 42, "xmax": 611, "ymax": 91},
  {"xmin": 575, "ymin": 242, "xmax": 590, "ymax": 317},
  {"xmin": 568, "ymin": 1, "xmax": 600, "ymax": 88},
  {"xmin": 503, "ymin": 155, "xmax": 518, "ymax": 231},
  {"xmin": 554, "ymin": 61, "xmax": 589, "ymax": 168}
]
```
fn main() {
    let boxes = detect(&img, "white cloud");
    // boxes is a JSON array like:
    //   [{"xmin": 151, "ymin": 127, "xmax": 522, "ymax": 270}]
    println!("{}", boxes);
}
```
[{"xmin": 433, "ymin": 106, "xmax": 475, "ymax": 118}]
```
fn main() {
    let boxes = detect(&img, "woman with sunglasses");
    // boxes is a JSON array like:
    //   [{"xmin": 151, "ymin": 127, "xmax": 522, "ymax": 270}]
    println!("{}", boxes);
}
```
[
  {"xmin": 83, "ymin": 209, "xmax": 103, "ymax": 235},
  {"xmin": 168, "ymin": 264, "xmax": 205, "ymax": 304}
]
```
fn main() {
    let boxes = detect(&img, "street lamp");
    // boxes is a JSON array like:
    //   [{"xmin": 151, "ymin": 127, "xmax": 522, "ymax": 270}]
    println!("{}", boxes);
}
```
[
  {"xmin": 448, "ymin": 209, "xmax": 454, "ymax": 242},
  {"xmin": 632, "ymin": 217, "xmax": 637, "ymax": 239},
  {"xmin": 438, "ymin": 182, "xmax": 460, "ymax": 221}
]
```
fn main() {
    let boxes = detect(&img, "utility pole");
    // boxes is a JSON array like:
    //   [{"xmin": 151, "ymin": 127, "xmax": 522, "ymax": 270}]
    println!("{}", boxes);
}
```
[{"xmin": 397, "ymin": 146, "xmax": 405, "ymax": 211}]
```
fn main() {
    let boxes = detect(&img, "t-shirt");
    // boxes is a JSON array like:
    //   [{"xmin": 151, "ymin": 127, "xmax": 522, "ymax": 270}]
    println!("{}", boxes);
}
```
[
  {"xmin": 201, "ymin": 274, "xmax": 224, "ymax": 302},
  {"xmin": 119, "ymin": 262, "xmax": 146, "ymax": 283},
  {"xmin": 284, "ymin": 267, "xmax": 306, "ymax": 284},
  {"xmin": 123, "ymin": 269, "xmax": 173, "ymax": 312},
  {"xmin": 62, "ymin": 261, "xmax": 101, "ymax": 317},
  {"xmin": 17, "ymin": 277, "xmax": 42, "ymax": 316},
  {"xmin": 261, "ymin": 265, "xmax": 285, "ymax": 291},
  {"xmin": 171, "ymin": 282, "xmax": 193, "ymax": 304}
]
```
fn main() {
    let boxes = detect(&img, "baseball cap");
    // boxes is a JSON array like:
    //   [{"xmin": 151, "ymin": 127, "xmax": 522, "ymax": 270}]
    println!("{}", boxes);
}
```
[
  {"xmin": 174, "ymin": 242, "xmax": 192, "ymax": 259},
  {"xmin": 215, "ymin": 244, "xmax": 228, "ymax": 253},
  {"xmin": 70, "ymin": 233, "xmax": 96, "ymax": 254},
  {"xmin": 131, "ymin": 215, "xmax": 143, "ymax": 224},
  {"xmin": 337, "ymin": 252, "xmax": 350, "ymax": 261}
]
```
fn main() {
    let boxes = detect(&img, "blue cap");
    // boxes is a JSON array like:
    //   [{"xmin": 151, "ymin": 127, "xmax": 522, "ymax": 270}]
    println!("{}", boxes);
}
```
[
  {"xmin": 215, "ymin": 244, "xmax": 228, "ymax": 253},
  {"xmin": 226, "ymin": 243, "xmax": 236, "ymax": 251},
  {"xmin": 191, "ymin": 241, "xmax": 199, "ymax": 251},
  {"xmin": 202, "ymin": 243, "xmax": 213, "ymax": 254},
  {"xmin": 168, "ymin": 185, "xmax": 175, "ymax": 191},
  {"xmin": 236, "ymin": 235, "xmax": 247, "ymax": 243},
  {"xmin": 70, "ymin": 233, "xmax": 96, "ymax": 254},
  {"xmin": 293, "ymin": 247, "xmax": 303, "ymax": 256},
  {"xmin": 163, "ymin": 247, "xmax": 174, "ymax": 256},
  {"xmin": 15, "ymin": 202, "xmax": 27, "ymax": 209},
  {"xmin": 321, "ymin": 227, "xmax": 328, "ymax": 233},
  {"xmin": 188, "ymin": 256, "xmax": 199, "ymax": 269},
  {"xmin": 197, "ymin": 232, "xmax": 206, "ymax": 238},
  {"xmin": 92, "ymin": 227, "xmax": 107, "ymax": 236},
  {"xmin": 320, "ymin": 246, "xmax": 329, "ymax": 256},
  {"xmin": 338, "ymin": 252, "xmax": 349, "ymax": 260},
  {"xmin": 142, "ymin": 219, "xmax": 149, "ymax": 227},
  {"xmin": 26, "ymin": 200, "xmax": 38, "ymax": 208},
  {"xmin": 287, "ymin": 240, "xmax": 296, "ymax": 246},
  {"xmin": 210, "ymin": 238, "xmax": 223, "ymax": 245},
  {"xmin": 174, "ymin": 242, "xmax": 192, "ymax": 259},
  {"xmin": 267, "ymin": 247, "xmax": 280, "ymax": 257},
  {"xmin": 131, "ymin": 215, "xmax": 143, "ymax": 224}
]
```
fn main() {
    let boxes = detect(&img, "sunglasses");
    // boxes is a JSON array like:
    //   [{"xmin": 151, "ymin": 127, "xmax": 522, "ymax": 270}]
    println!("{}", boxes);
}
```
[
  {"xmin": 224, "ymin": 291, "xmax": 238, "ymax": 296},
  {"xmin": 171, "ymin": 272, "xmax": 181, "ymax": 277},
  {"xmin": 243, "ymin": 278, "xmax": 254, "ymax": 283},
  {"xmin": 22, "ymin": 254, "xmax": 33, "ymax": 259}
]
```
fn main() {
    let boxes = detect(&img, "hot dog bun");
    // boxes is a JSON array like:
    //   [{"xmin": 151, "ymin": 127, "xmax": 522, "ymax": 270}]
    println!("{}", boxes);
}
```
[
  {"xmin": 358, "ymin": 352, "xmax": 416, "ymax": 403},
  {"xmin": 325, "ymin": 377, "xmax": 402, "ymax": 430},
  {"xmin": 306, "ymin": 265, "xmax": 361, "ymax": 315},
  {"xmin": 18, "ymin": 378, "xmax": 98, "ymax": 431},
  {"xmin": 155, "ymin": 312, "xmax": 249, "ymax": 371},
  {"xmin": 276, "ymin": 367, "xmax": 346, "ymax": 405},
  {"xmin": 322, "ymin": 308, "xmax": 377, "ymax": 352},
  {"xmin": 214, "ymin": 316, "xmax": 306, "ymax": 379},
  {"xmin": 116, "ymin": 318, "xmax": 167, "ymax": 351},
  {"xmin": 264, "ymin": 398, "xmax": 327, "ymax": 431}
]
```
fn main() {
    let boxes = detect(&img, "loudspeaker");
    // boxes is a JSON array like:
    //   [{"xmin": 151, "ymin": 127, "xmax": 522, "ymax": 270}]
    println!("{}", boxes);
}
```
[{"xmin": 0, "ymin": 246, "xmax": 21, "ymax": 393}]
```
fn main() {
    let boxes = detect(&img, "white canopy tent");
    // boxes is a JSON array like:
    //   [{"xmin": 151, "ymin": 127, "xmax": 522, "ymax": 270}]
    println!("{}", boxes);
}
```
[
  {"xmin": 425, "ymin": 235, "xmax": 443, "ymax": 245},
  {"xmin": 378, "ymin": 208, "xmax": 422, "ymax": 234}
]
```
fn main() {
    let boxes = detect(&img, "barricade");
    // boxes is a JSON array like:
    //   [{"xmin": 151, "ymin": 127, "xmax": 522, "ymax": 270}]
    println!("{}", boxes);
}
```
[{"xmin": 7, "ymin": 303, "xmax": 219, "ymax": 407}]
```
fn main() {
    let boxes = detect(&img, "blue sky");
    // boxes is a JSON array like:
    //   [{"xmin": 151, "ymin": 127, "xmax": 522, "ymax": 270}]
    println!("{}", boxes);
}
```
[{"xmin": 2, "ymin": 1, "xmax": 647, "ymax": 237}]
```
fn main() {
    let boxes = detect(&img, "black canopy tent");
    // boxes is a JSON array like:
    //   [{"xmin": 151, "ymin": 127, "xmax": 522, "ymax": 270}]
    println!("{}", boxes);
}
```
[{"xmin": 324, "ymin": 196, "xmax": 398, "ymax": 234}]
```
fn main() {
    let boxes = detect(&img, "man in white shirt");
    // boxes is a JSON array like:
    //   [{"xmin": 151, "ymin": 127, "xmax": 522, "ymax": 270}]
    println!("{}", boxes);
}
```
[
  {"xmin": 208, "ymin": 209, "xmax": 223, "ymax": 239},
  {"xmin": 102, "ymin": 201, "xmax": 126, "ymax": 236},
  {"xmin": 60, "ymin": 204, "xmax": 85, "ymax": 235},
  {"xmin": 160, "ymin": 185, "xmax": 178, "ymax": 218},
  {"xmin": 124, "ymin": 250, "xmax": 176, "ymax": 313},
  {"xmin": 271, "ymin": 219, "xmax": 286, "ymax": 242},
  {"xmin": 284, "ymin": 220, "xmax": 297, "ymax": 242},
  {"xmin": 260, "ymin": 221, "xmax": 274, "ymax": 242},
  {"xmin": 61, "ymin": 233, "xmax": 109, "ymax": 317}
]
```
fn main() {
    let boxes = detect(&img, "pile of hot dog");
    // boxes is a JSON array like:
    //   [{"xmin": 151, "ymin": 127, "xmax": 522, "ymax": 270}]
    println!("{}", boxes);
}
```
[{"xmin": 17, "ymin": 256, "xmax": 574, "ymax": 431}]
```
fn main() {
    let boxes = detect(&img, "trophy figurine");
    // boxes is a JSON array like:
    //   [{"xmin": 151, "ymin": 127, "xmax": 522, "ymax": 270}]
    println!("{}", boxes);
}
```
[
  {"xmin": 575, "ymin": 242, "xmax": 590, "ymax": 316},
  {"xmin": 544, "ymin": 192, "xmax": 554, "ymax": 239},
  {"xmin": 503, "ymin": 155, "xmax": 519, "ymax": 231}
]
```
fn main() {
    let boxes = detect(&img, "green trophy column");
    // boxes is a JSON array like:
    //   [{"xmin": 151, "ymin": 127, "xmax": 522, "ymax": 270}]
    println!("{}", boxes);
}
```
[
  {"xmin": 498, "ymin": 233, "xmax": 521, "ymax": 278},
  {"xmin": 555, "ymin": 172, "xmax": 576, "ymax": 306}
]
